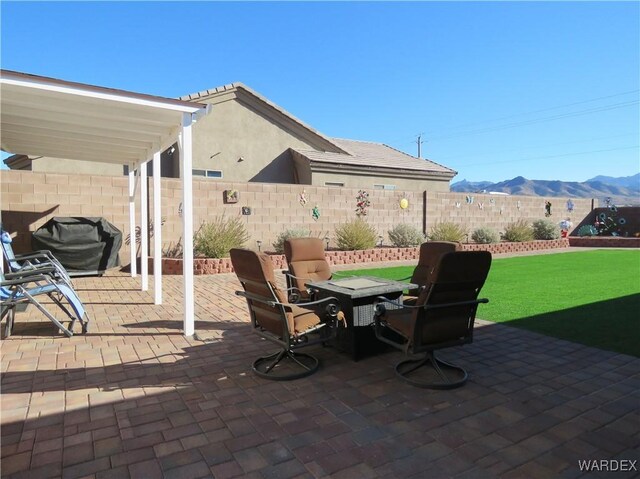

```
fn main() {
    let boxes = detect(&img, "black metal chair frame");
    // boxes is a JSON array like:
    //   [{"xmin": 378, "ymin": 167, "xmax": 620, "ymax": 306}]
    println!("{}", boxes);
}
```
[
  {"xmin": 236, "ymin": 277, "xmax": 341, "ymax": 380},
  {"xmin": 374, "ymin": 295, "xmax": 488, "ymax": 389}
]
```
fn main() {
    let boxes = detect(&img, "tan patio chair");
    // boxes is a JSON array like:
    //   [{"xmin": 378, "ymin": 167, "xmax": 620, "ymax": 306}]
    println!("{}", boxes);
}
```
[
  {"xmin": 403, "ymin": 241, "xmax": 460, "ymax": 305},
  {"xmin": 374, "ymin": 251, "xmax": 491, "ymax": 389},
  {"xmin": 283, "ymin": 238, "xmax": 332, "ymax": 302},
  {"xmin": 230, "ymin": 248, "xmax": 343, "ymax": 380}
]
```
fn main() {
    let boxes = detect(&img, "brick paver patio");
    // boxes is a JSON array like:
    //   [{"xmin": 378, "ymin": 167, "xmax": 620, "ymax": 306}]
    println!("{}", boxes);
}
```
[{"xmin": 1, "ymin": 264, "xmax": 638, "ymax": 478}]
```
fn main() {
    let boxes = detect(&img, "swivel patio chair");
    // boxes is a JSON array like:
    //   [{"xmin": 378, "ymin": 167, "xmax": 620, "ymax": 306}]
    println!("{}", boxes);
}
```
[
  {"xmin": 283, "ymin": 237, "xmax": 332, "ymax": 302},
  {"xmin": 373, "ymin": 251, "xmax": 491, "ymax": 389},
  {"xmin": 1, "ymin": 268, "xmax": 89, "ymax": 338},
  {"xmin": 230, "ymin": 248, "xmax": 343, "ymax": 380},
  {"xmin": 403, "ymin": 241, "xmax": 460, "ymax": 305},
  {"xmin": 1, "ymin": 229, "xmax": 73, "ymax": 288}
]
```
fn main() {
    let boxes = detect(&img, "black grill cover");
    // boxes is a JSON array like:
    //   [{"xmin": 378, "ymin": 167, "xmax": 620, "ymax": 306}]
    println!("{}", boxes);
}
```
[{"xmin": 32, "ymin": 217, "xmax": 122, "ymax": 273}]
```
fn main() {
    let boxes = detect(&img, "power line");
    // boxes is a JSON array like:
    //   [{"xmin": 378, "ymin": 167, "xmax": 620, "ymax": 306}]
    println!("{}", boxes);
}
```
[
  {"xmin": 436, "ymin": 132, "xmax": 638, "ymax": 161},
  {"xmin": 454, "ymin": 145, "xmax": 639, "ymax": 168},
  {"xmin": 428, "ymin": 100, "xmax": 639, "ymax": 142},
  {"xmin": 428, "ymin": 89, "xmax": 639, "ymax": 136}
]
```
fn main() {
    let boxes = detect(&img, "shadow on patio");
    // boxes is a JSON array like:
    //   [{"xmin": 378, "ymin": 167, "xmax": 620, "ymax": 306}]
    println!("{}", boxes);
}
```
[{"xmin": 1, "ymin": 272, "xmax": 638, "ymax": 478}]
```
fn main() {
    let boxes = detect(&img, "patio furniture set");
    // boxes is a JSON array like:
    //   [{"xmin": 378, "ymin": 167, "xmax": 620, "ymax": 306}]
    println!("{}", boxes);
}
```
[
  {"xmin": 231, "ymin": 238, "xmax": 492, "ymax": 389},
  {"xmin": 1, "ymin": 228, "xmax": 492, "ymax": 390}
]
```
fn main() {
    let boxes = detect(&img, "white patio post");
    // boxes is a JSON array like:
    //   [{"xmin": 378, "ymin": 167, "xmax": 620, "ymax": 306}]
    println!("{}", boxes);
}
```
[
  {"xmin": 128, "ymin": 167, "xmax": 137, "ymax": 277},
  {"xmin": 181, "ymin": 113, "xmax": 195, "ymax": 336},
  {"xmin": 140, "ymin": 160, "xmax": 149, "ymax": 291},
  {"xmin": 152, "ymin": 151, "xmax": 162, "ymax": 305}
]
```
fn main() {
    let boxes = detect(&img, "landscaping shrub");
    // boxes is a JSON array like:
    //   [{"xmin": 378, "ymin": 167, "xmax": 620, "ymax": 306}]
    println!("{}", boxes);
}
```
[
  {"xmin": 335, "ymin": 219, "xmax": 378, "ymax": 250},
  {"xmin": 502, "ymin": 219, "xmax": 534, "ymax": 242},
  {"xmin": 471, "ymin": 227, "xmax": 500, "ymax": 244},
  {"xmin": 272, "ymin": 228, "xmax": 311, "ymax": 254},
  {"xmin": 194, "ymin": 216, "xmax": 249, "ymax": 258},
  {"xmin": 577, "ymin": 224, "xmax": 598, "ymax": 237},
  {"xmin": 388, "ymin": 223, "xmax": 424, "ymax": 247},
  {"xmin": 428, "ymin": 222, "xmax": 467, "ymax": 242},
  {"xmin": 532, "ymin": 219, "xmax": 560, "ymax": 240}
]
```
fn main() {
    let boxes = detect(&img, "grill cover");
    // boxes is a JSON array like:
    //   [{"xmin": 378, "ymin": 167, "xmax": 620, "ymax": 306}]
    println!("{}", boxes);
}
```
[{"xmin": 32, "ymin": 217, "xmax": 122, "ymax": 273}]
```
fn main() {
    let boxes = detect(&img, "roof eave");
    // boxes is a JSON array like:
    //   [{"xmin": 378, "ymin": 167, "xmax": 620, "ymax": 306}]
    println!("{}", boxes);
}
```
[{"xmin": 309, "ymin": 161, "xmax": 457, "ymax": 180}]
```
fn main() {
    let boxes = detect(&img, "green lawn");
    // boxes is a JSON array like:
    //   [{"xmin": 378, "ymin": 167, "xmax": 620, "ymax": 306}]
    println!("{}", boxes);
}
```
[{"xmin": 343, "ymin": 250, "xmax": 640, "ymax": 356}]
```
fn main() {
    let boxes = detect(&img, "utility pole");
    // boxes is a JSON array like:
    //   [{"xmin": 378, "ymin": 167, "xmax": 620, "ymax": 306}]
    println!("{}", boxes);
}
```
[{"xmin": 416, "ymin": 134, "xmax": 424, "ymax": 158}]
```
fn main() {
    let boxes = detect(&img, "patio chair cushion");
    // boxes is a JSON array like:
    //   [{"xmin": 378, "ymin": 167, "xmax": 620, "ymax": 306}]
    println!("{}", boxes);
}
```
[
  {"xmin": 405, "ymin": 241, "xmax": 460, "ymax": 301},
  {"xmin": 284, "ymin": 238, "xmax": 331, "ymax": 297}
]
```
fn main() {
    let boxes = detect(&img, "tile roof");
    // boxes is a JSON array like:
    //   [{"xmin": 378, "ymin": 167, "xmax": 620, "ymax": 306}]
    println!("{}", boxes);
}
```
[{"xmin": 294, "ymin": 138, "xmax": 456, "ymax": 176}]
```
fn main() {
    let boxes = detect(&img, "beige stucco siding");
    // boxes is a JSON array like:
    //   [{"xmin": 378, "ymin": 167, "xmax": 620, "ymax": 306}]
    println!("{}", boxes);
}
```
[{"xmin": 191, "ymin": 96, "xmax": 329, "ymax": 183}]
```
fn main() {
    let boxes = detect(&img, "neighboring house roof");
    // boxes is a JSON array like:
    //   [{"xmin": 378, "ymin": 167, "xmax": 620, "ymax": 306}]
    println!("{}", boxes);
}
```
[{"xmin": 292, "ymin": 138, "xmax": 457, "ymax": 178}]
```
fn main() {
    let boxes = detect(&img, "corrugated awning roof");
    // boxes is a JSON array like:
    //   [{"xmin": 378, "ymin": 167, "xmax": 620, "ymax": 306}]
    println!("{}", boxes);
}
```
[{"xmin": 0, "ymin": 70, "xmax": 208, "ymax": 167}]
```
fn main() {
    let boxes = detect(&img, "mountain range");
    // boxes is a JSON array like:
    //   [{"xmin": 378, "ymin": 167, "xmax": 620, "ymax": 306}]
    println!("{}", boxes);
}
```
[{"xmin": 451, "ymin": 174, "xmax": 640, "ymax": 205}]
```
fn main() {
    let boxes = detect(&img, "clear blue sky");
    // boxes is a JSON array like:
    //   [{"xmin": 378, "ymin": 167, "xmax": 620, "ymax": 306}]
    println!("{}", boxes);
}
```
[{"xmin": 1, "ymin": 1, "xmax": 638, "ymax": 183}]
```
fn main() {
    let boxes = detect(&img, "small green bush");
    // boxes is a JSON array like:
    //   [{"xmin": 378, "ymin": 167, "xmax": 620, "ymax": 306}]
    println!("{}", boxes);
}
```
[
  {"xmin": 577, "ymin": 224, "xmax": 598, "ymax": 237},
  {"xmin": 428, "ymin": 222, "xmax": 467, "ymax": 242},
  {"xmin": 472, "ymin": 227, "xmax": 500, "ymax": 244},
  {"xmin": 335, "ymin": 219, "xmax": 378, "ymax": 250},
  {"xmin": 272, "ymin": 228, "xmax": 311, "ymax": 254},
  {"xmin": 388, "ymin": 223, "xmax": 424, "ymax": 247},
  {"xmin": 502, "ymin": 219, "xmax": 534, "ymax": 242},
  {"xmin": 194, "ymin": 216, "xmax": 249, "ymax": 258},
  {"xmin": 532, "ymin": 219, "xmax": 560, "ymax": 240}
]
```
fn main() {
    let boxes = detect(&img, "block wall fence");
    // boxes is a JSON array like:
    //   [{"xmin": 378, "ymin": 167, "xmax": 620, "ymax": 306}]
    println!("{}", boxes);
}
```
[{"xmin": 1, "ymin": 170, "xmax": 594, "ymax": 264}]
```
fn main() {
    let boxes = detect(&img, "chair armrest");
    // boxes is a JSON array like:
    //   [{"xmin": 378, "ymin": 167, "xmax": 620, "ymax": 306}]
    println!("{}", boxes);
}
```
[
  {"xmin": 1, "ymin": 274, "xmax": 51, "ymax": 287},
  {"xmin": 235, "ymin": 290, "xmax": 341, "ymax": 317},
  {"xmin": 424, "ymin": 298, "xmax": 489, "ymax": 310},
  {"xmin": 4, "ymin": 266, "xmax": 57, "ymax": 280}
]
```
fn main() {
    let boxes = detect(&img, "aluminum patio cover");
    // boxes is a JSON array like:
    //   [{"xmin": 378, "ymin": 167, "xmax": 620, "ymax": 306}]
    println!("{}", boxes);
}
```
[{"xmin": 0, "ymin": 69, "xmax": 210, "ymax": 336}]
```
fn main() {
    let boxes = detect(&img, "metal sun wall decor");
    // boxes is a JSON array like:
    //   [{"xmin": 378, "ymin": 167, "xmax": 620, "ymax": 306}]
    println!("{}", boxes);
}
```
[{"xmin": 399, "ymin": 198, "xmax": 409, "ymax": 209}]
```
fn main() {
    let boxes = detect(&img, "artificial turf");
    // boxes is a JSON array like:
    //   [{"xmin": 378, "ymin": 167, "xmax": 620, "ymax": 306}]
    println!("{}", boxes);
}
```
[{"xmin": 343, "ymin": 249, "xmax": 640, "ymax": 357}]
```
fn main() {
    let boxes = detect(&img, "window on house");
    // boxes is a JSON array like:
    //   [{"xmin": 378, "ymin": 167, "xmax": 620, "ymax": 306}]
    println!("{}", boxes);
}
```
[
  {"xmin": 373, "ymin": 184, "xmax": 396, "ymax": 190},
  {"xmin": 193, "ymin": 169, "xmax": 223, "ymax": 179},
  {"xmin": 324, "ymin": 182, "xmax": 344, "ymax": 187}
]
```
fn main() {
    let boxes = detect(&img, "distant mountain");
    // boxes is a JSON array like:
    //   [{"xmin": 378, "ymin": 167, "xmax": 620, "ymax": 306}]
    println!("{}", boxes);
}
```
[
  {"xmin": 586, "ymin": 173, "xmax": 640, "ymax": 190},
  {"xmin": 451, "ymin": 175, "xmax": 640, "ymax": 205}
]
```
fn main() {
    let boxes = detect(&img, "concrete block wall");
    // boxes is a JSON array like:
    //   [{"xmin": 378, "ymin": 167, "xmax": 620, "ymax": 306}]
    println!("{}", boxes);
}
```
[
  {"xmin": 426, "ymin": 191, "xmax": 592, "ymax": 238},
  {"xmin": 2, "ymin": 170, "xmax": 593, "ymax": 266}
]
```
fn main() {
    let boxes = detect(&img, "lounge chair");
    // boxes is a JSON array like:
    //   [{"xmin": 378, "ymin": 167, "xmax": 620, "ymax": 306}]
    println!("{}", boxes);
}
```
[
  {"xmin": 230, "ymin": 248, "xmax": 343, "ymax": 380},
  {"xmin": 1, "ymin": 268, "xmax": 89, "ymax": 338},
  {"xmin": 1, "ymin": 229, "xmax": 73, "ymax": 288},
  {"xmin": 374, "ymin": 251, "xmax": 491, "ymax": 389}
]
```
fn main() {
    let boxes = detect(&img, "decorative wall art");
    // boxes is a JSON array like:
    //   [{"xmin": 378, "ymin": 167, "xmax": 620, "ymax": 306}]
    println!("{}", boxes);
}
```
[
  {"xmin": 489, "ymin": 198, "xmax": 496, "ymax": 205},
  {"xmin": 355, "ymin": 190, "xmax": 370, "ymax": 216},
  {"xmin": 478, "ymin": 202, "xmax": 484, "ymax": 210},
  {"xmin": 299, "ymin": 189, "xmax": 308, "ymax": 206},
  {"xmin": 399, "ymin": 198, "xmax": 409, "ymax": 209},
  {"xmin": 466, "ymin": 195, "xmax": 474, "ymax": 205},
  {"xmin": 516, "ymin": 200, "xmax": 521, "ymax": 210},
  {"xmin": 455, "ymin": 201, "xmax": 461, "ymax": 209},
  {"xmin": 241, "ymin": 206, "xmax": 252, "ymax": 215},
  {"xmin": 224, "ymin": 189, "xmax": 239, "ymax": 204},
  {"xmin": 566, "ymin": 199, "xmax": 575, "ymax": 212},
  {"xmin": 545, "ymin": 201, "xmax": 552, "ymax": 217},
  {"xmin": 312, "ymin": 205, "xmax": 320, "ymax": 221}
]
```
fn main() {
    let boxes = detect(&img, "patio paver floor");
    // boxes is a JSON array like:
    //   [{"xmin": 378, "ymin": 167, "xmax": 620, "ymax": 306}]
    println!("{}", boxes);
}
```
[{"xmin": 1, "ymin": 266, "xmax": 638, "ymax": 478}]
